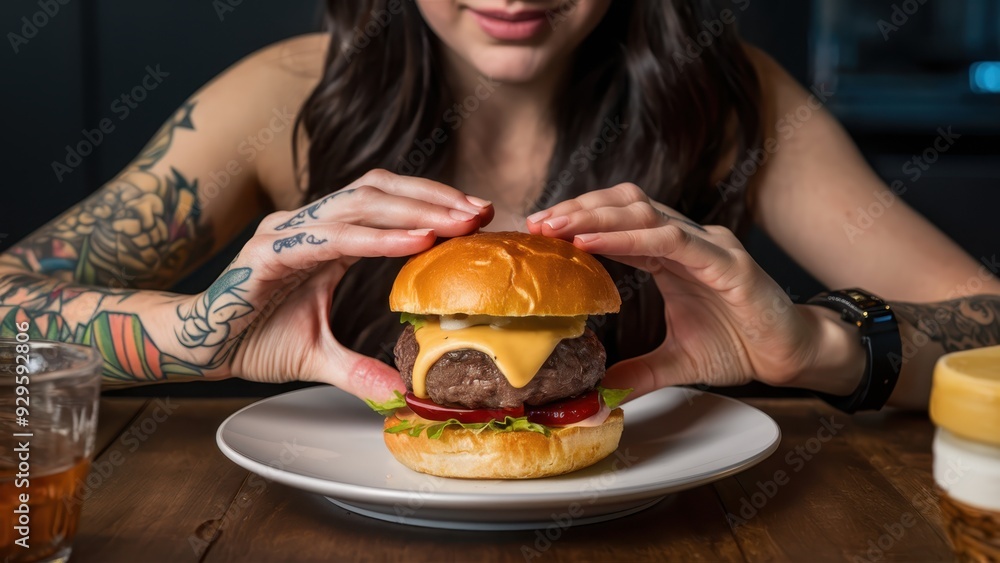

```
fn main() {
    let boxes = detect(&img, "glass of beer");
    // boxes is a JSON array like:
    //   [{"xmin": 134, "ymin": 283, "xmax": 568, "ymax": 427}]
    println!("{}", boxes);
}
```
[{"xmin": 1, "ymin": 338, "xmax": 102, "ymax": 563}]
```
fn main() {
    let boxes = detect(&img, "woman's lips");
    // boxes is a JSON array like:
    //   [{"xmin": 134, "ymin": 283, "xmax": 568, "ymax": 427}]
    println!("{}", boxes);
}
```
[{"xmin": 468, "ymin": 8, "xmax": 550, "ymax": 41}]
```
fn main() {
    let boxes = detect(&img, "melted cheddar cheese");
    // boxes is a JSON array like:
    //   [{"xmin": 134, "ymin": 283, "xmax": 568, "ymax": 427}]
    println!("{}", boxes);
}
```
[{"xmin": 410, "ymin": 316, "xmax": 586, "ymax": 398}]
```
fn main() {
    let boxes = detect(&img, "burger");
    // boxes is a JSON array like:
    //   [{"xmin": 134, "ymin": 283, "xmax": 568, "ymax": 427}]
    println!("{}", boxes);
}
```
[{"xmin": 366, "ymin": 231, "xmax": 629, "ymax": 479}]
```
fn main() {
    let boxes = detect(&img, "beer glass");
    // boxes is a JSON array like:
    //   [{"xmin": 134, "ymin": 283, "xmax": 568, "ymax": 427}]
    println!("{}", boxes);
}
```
[{"xmin": 1, "ymin": 339, "xmax": 102, "ymax": 563}]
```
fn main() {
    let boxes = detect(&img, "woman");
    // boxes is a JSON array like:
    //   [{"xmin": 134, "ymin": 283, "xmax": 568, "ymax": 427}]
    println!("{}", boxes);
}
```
[{"xmin": 1, "ymin": 1, "xmax": 997, "ymax": 410}]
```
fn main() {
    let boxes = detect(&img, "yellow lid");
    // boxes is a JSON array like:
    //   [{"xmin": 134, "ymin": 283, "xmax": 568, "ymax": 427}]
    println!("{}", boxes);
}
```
[{"xmin": 930, "ymin": 345, "xmax": 1000, "ymax": 447}]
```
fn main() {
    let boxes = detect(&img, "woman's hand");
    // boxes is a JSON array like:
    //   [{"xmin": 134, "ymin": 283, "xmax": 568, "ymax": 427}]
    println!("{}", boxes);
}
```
[
  {"xmin": 526, "ymin": 183, "xmax": 865, "ymax": 400},
  {"xmin": 174, "ymin": 169, "xmax": 493, "ymax": 401}
]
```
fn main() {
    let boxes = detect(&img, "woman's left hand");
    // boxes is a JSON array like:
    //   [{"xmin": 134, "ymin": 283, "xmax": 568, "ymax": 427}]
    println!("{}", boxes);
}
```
[{"xmin": 526, "ymin": 183, "xmax": 862, "ymax": 400}]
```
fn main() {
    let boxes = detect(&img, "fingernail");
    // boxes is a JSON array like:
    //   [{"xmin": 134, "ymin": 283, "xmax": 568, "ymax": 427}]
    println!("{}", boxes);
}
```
[
  {"xmin": 543, "ymin": 216, "xmax": 569, "ymax": 230},
  {"xmin": 526, "ymin": 210, "xmax": 551, "ymax": 224},
  {"xmin": 466, "ymin": 195, "xmax": 492, "ymax": 208},
  {"xmin": 574, "ymin": 233, "xmax": 599, "ymax": 244},
  {"xmin": 408, "ymin": 228, "xmax": 433, "ymax": 236},
  {"xmin": 449, "ymin": 208, "xmax": 477, "ymax": 222}
]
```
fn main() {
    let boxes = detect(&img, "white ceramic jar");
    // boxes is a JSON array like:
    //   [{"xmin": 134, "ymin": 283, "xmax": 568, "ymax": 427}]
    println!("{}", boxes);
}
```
[{"xmin": 930, "ymin": 345, "xmax": 1000, "ymax": 560}]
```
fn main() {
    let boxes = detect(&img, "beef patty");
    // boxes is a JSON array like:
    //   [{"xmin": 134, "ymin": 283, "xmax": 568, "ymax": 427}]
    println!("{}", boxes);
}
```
[{"xmin": 394, "ymin": 324, "xmax": 606, "ymax": 409}]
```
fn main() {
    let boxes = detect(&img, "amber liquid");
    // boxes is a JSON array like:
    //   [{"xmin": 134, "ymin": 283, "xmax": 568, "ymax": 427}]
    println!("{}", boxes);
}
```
[{"xmin": 0, "ymin": 459, "xmax": 90, "ymax": 563}]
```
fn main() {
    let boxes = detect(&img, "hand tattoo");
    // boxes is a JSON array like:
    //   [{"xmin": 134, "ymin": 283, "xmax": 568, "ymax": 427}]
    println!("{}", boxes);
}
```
[
  {"xmin": 892, "ymin": 295, "xmax": 1000, "ymax": 353},
  {"xmin": 175, "ymin": 267, "xmax": 254, "ymax": 369},
  {"xmin": 272, "ymin": 233, "xmax": 328, "ymax": 253},
  {"xmin": 273, "ymin": 189, "xmax": 356, "ymax": 230}
]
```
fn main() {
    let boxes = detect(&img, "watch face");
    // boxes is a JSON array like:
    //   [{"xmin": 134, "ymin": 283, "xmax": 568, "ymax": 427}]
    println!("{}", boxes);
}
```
[{"xmin": 845, "ymin": 290, "xmax": 880, "ymax": 311}]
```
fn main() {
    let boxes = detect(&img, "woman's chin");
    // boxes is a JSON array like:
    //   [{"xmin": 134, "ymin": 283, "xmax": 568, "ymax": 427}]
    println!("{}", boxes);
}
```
[{"xmin": 464, "ymin": 49, "xmax": 556, "ymax": 85}]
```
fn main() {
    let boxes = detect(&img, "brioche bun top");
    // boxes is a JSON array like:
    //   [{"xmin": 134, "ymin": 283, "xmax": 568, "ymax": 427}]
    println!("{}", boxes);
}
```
[{"xmin": 389, "ymin": 231, "xmax": 621, "ymax": 317}]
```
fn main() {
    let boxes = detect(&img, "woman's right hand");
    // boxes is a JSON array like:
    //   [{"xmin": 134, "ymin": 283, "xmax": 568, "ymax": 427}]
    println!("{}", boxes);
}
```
[{"xmin": 171, "ymin": 169, "xmax": 492, "ymax": 401}]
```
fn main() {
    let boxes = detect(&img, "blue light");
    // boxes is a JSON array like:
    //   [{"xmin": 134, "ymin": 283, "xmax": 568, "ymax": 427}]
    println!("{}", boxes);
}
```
[{"xmin": 970, "ymin": 61, "xmax": 1000, "ymax": 94}]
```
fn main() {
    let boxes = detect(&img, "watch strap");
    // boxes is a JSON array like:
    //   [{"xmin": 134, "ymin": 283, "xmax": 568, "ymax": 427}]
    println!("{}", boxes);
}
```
[{"xmin": 806, "ymin": 289, "xmax": 902, "ymax": 413}]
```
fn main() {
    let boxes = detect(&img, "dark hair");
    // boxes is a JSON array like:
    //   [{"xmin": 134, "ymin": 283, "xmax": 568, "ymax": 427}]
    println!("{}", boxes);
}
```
[{"xmin": 295, "ymin": 0, "xmax": 763, "ymax": 362}]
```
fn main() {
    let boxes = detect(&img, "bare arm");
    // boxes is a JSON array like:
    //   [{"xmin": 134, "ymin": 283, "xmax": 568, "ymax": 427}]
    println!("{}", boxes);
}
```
[
  {"xmin": 745, "ymin": 47, "xmax": 1000, "ymax": 408},
  {"xmin": 0, "ymin": 102, "xmax": 224, "ymax": 287},
  {"xmin": 0, "ymin": 36, "xmax": 324, "ymax": 383}
]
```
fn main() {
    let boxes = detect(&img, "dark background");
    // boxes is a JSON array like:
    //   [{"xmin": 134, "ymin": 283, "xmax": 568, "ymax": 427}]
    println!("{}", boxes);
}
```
[{"xmin": 1, "ymin": 1, "xmax": 998, "ymax": 396}]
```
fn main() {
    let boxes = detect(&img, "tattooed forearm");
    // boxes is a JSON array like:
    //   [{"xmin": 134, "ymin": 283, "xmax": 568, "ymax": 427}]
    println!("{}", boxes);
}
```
[
  {"xmin": 892, "ymin": 295, "xmax": 1000, "ymax": 353},
  {"xmin": 272, "ymin": 233, "xmax": 328, "ymax": 253},
  {"xmin": 0, "ymin": 101, "xmax": 256, "ymax": 384},
  {"xmin": 0, "ymin": 102, "xmax": 212, "ymax": 289},
  {"xmin": 0, "ymin": 273, "xmax": 202, "ymax": 381},
  {"xmin": 273, "ymin": 188, "xmax": 356, "ymax": 230}
]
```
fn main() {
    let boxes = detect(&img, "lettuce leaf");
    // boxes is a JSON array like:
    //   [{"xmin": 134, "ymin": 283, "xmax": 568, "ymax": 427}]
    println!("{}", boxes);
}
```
[
  {"xmin": 386, "ymin": 415, "xmax": 551, "ymax": 440},
  {"xmin": 597, "ymin": 386, "xmax": 633, "ymax": 410},
  {"xmin": 376, "ymin": 387, "xmax": 633, "ymax": 439},
  {"xmin": 399, "ymin": 312, "xmax": 426, "ymax": 330},
  {"xmin": 364, "ymin": 391, "xmax": 406, "ymax": 416},
  {"xmin": 385, "ymin": 419, "xmax": 414, "ymax": 433}
]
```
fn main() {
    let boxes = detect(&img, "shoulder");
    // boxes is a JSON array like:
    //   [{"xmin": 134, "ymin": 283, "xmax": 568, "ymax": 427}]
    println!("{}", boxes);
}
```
[
  {"xmin": 741, "ymin": 44, "xmax": 836, "ymax": 139},
  {"xmin": 742, "ymin": 45, "xmax": 797, "ymax": 136},
  {"xmin": 219, "ymin": 33, "xmax": 331, "ymax": 209},
  {"xmin": 727, "ymin": 45, "xmax": 844, "ymax": 217},
  {"xmin": 205, "ymin": 33, "xmax": 329, "ymax": 133},
  {"xmin": 232, "ymin": 33, "xmax": 330, "ymax": 103}
]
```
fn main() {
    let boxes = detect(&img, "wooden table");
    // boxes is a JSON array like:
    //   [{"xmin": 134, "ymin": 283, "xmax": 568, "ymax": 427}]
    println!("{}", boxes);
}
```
[{"xmin": 71, "ymin": 396, "xmax": 956, "ymax": 562}]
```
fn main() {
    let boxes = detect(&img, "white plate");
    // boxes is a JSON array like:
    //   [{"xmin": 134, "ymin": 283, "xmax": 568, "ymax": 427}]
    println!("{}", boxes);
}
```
[{"xmin": 217, "ymin": 386, "xmax": 780, "ymax": 530}]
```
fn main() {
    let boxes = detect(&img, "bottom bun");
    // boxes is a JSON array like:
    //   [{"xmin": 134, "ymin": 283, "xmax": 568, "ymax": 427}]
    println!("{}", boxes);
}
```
[{"xmin": 383, "ymin": 409, "xmax": 624, "ymax": 479}]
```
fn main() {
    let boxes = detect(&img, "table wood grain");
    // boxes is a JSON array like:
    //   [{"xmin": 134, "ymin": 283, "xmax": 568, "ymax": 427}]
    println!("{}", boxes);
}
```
[{"xmin": 71, "ymin": 397, "xmax": 955, "ymax": 563}]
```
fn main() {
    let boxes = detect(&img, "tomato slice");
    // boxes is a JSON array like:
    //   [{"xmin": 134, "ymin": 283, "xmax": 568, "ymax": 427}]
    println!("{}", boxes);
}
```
[
  {"xmin": 525, "ymin": 389, "xmax": 601, "ymax": 426},
  {"xmin": 404, "ymin": 393, "xmax": 525, "ymax": 423}
]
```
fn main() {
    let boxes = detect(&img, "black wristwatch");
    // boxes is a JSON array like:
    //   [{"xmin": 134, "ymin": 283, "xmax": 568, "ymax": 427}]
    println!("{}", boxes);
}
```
[{"xmin": 806, "ymin": 289, "xmax": 902, "ymax": 413}]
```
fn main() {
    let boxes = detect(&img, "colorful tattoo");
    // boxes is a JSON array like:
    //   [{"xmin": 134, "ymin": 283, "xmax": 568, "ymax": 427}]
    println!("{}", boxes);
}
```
[
  {"xmin": 0, "ymin": 101, "xmax": 243, "ymax": 383},
  {"xmin": 83, "ymin": 311, "xmax": 202, "ymax": 381},
  {"xmin": 0, "ymin": 274, "xmax": 202, "ymax": 381},
  {"xmin": 0, "ymin": 102, "xmax": 211, "ymax": 289}
]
